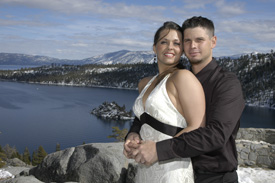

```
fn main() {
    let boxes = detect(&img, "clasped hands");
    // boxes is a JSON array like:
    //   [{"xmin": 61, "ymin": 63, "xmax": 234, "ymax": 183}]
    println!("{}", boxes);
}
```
[{"xmin": 123, "ymin": 132, "xmax": 158, "ymax": 166}]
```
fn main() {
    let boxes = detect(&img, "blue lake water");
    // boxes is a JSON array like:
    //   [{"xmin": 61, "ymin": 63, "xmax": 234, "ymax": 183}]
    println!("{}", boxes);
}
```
[
  {"xmin": 0, "ymin": 81, "xmax": 274, "ymax": 154},
  {"xmin": 0, "ymin": 81, "xmax": 137, "ymax": 154},
  {"xmin": 0, "ymin": 65, "xmax": 39, "ymax": 70}
]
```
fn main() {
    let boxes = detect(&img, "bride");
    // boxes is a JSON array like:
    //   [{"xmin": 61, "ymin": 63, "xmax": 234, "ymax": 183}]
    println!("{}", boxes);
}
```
[{"xmin": 123, "ymin": 21, "xmax": 205, "ymax": 182}]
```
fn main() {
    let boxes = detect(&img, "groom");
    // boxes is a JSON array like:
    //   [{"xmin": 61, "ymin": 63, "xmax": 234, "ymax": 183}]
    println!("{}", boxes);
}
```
[{"xmin": 124, "ymin": 16, "xmax": 245, "ymax": 183}]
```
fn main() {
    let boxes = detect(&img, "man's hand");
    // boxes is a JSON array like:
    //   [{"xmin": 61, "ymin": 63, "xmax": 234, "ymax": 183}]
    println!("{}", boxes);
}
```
[
  {"xmin": 123, "ymin": 132, "xmax": 141, "ymax": 159},
  {"xmin": 132, "ymin": 140, "xmax": 158, "ymax": 166}
]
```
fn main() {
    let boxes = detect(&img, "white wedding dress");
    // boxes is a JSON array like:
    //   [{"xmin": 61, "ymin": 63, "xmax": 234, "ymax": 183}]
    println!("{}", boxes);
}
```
[{"xmin": 132, "ymin": 74, "xmax": 194, "ymax": 183}]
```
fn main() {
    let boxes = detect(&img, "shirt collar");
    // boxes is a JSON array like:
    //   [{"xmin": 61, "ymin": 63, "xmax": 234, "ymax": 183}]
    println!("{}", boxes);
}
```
[{"xmin": 193, "ymin": 58, "xmax": 218, "ymax": 84}]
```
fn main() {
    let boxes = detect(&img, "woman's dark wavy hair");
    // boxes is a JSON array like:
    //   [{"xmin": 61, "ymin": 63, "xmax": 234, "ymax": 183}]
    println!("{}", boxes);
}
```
[
  {"xmin": 153, "ymin": 21, "xmax": 182, "ymax": 46},
  {"xmin": 182, "ymin": 16, "xmax": 215, "ymax": 37}
]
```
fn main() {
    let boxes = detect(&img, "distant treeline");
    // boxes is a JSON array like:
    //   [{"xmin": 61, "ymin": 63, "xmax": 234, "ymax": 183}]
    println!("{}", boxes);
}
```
[{"xmin": 0, "ymin": 143, "xmax": 60, "ymax": 167}]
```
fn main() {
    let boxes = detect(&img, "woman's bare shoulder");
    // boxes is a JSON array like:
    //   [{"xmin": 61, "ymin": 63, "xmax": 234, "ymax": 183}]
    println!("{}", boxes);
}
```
[
  {"xmin": 138, "ymin": 76, "xmax": 154, "ymax": 93},
  {"xmin": 170, "ymin": 69, "xmax": 203, "ymax": 95},
  {"xmin": 171, "ymin": 69, "xmax": 198, "ymax": 83}
]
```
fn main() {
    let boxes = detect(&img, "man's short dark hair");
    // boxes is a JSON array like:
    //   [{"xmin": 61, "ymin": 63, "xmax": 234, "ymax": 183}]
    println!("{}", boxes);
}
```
[{"xmin": 182, "ymin": 16, "xmax": 215, "ymax": 37}]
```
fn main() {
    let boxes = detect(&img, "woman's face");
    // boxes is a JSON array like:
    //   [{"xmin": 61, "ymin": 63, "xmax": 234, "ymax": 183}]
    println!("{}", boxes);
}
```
[{"xmin": 153, "ymin": 29, "xmax": 183, "ymax": 71}]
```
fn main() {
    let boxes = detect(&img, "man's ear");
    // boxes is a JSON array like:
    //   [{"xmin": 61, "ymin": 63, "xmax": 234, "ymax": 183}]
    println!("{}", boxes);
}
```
[{"xmin": 211, "ymin": 36, "xmax": 217, "ymax": 49}]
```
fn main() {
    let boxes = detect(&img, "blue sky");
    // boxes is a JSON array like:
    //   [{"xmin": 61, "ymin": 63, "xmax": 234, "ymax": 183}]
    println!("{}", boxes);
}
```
[{"xmin": 0, "ymin": 0, "xmax": 274, "ymax": 60}]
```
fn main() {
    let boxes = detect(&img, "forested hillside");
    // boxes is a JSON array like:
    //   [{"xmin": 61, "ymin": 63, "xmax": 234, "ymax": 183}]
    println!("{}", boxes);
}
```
[
  {"xmin": 218, "ymin": 51, "xmax": 275, "ymax": 108},
  {"xmin": 0, "ymin": 63, "xmax": 158, "ymax": 89}
]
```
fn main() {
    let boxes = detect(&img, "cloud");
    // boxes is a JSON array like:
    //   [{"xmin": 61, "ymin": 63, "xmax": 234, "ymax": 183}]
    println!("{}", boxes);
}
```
[
  {"xmin": 0, "ymin": 18, "xmax": 57, "ymax": 27},
  {"xmin": 215, "ymin": 18, "xmax": 275, "ymax": 56},
  {"xmin": 179, "ymin": 0, "xmax": 246, "ymax": 17},
  {"xmin": 110, "ymin": 38, "xmax": 152, "ymax": 49},
  {"xmin": 215, "ymin": 0, "xmax": 246, "ymax": 16},
  {"xmin": 0, "ymin": 0, "xmax": 167, "ymax": 22},
  {"xmin": 71, "ymin": 43, "xmax": 89, "ymax": 47},
  {"xmin": 0, "ymin": 0, "xmax": 274, "ymax": 59},
  {"xmin": 218, "ymin": 19, "xmax": 275, "ymax": 41},
  {"xmin": 215, "ymin": 35, "xmax": 252, "ymax": 56},
  {"xmin": 182, "ymin": 0, "xmax": 216, "ymax": 9}
]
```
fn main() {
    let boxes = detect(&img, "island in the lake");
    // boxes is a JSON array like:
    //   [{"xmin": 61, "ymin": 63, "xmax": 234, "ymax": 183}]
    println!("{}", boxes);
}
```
[{"xmin": 91, "ymin": 101, "xmax": 134, "ymax": 120}]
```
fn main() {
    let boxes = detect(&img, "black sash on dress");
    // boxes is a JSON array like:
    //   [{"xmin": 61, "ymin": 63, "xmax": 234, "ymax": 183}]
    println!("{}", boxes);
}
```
[{"xmin": 140, "ymin": 112, "xmax": 183, "ymax": 137}]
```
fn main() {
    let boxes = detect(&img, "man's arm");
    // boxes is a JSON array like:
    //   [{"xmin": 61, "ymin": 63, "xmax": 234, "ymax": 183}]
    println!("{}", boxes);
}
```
[
  {"xmin": 125, "ymin": 116, "xmax": 142, "ymax": 139},
  {"xmin": 157, "ymin": 75, "xmax": 245, "ymax": 161},
  {"xmin": 123, "ymin": 117, "xmax": 142, "ymax": 159}
]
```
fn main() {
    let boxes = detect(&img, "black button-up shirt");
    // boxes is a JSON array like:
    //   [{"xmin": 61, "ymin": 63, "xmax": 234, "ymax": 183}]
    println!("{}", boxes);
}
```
[{"xmin": 156, "ymin": 59, "xmax": 245, "ymax": 172}]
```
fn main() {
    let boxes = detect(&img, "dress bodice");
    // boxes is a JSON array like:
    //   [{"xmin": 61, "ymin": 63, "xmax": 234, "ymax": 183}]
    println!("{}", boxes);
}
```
[
  {"xmin": 132, "ymin": 74, "xmax": 194, "ymax": 183},
  {"xmin": 133, "ymin": 74, "xmax": 187, "ymax": 139}
]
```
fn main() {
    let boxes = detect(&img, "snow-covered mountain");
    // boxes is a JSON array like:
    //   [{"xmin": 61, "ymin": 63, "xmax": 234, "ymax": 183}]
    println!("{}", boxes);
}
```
[
  {"xmin": 0, "ymin": 50, "xmax": 265, "ymax": 66},
  {"xmin": 0, "ymin": 53, "xmax": 79, "ymax": 65},
  {"xmin": 81, "ymin": 50, "xmax": 154, "ymax": 65},
  {"xmin": 0, "ymin": 50, "xmax": 155, "ymax": 66}
]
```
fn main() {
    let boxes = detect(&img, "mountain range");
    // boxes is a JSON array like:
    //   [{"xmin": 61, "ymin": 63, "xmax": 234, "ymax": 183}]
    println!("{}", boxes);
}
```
[
  {"xmin": 0, "ymin": 50, "xmax": 155, "ymax": 66},
  {"xmin": 0, "ymin": 50, "xmax": 257, "ymax": 66}
]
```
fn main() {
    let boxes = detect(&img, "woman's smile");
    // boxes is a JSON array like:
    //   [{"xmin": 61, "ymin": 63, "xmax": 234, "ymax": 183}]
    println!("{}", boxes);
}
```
[{"xmin": 164, "ymin": 52, "xmax": 175, "ymax": 58}]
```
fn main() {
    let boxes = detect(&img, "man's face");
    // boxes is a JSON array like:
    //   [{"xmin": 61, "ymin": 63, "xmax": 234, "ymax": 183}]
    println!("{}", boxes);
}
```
[{"xmin": 183, "ymin": 27, "xmax": 216, "ymax": 66}]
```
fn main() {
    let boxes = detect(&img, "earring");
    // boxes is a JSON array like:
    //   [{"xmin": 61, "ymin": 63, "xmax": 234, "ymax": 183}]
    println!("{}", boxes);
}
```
[{"xmin": 154, "ymin": 54, "xmax": 157, "ymax": 64}]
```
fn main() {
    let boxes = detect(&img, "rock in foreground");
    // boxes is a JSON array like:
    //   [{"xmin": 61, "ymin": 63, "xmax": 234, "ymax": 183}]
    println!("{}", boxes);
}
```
[{"xmin": 3, "ymin": 143, "xmax": 137, "ymax": 183}]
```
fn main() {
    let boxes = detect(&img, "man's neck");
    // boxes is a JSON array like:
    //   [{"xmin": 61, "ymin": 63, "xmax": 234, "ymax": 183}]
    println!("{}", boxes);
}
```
[{"xmin": 191, "ymin": 58, "xmax": 213, "ymax": 74}]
